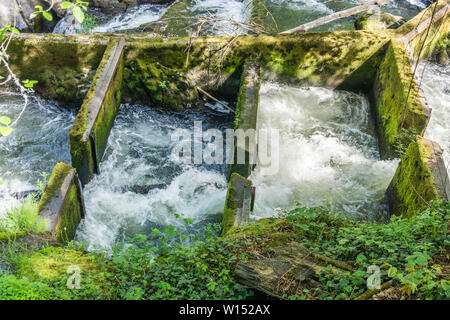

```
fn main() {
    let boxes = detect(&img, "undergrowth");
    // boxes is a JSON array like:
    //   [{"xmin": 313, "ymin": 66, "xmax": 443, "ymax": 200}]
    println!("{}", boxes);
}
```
[{"xmin": 0, "ymin": 201, "xmax": 448, "ymax": 300}]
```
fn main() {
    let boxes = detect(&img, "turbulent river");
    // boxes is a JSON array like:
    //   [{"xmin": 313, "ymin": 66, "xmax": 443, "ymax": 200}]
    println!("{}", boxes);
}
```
[
  {"xmin": 75, "ymin": 104, "xmax": 233, "ymax": 250},
  {"xmin": 53, "ymin": 0, "xmax": 429, "ymax": 35},
  {"xmin": 250, "ymin": 84, "xmax": 398, "ymax": 222},
  {"xmin": 0, "ymin": 0, "xmax": 447, "ymax": 250}
]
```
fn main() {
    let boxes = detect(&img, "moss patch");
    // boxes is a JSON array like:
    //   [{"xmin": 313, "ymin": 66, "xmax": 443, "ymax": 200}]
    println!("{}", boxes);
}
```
[
  {"xmin": 3, "ymin": 35, "xmax": 106, "ymax": 105},
  {"xmin": 373, "ymin": 40, "xmax": 430, "ymax": 159},
  {"xmin": 38, "ymin": 162, "xmax": 73, "ymax": 212},
  {"xmin": 387, "ymin": 137, "xmax": 440, "ymax": 218}
]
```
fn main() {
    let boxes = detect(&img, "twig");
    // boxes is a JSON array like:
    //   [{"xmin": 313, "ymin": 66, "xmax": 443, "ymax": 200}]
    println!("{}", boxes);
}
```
[{"xmin": 196, "ymin": 86, "xmax": 235, "ymax": 114}]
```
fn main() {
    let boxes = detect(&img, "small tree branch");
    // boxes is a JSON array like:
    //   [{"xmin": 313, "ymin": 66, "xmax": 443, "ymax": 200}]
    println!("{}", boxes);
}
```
[{"xmin": 280, "ymin": 0, "xmax": 393, "ymax": 34}]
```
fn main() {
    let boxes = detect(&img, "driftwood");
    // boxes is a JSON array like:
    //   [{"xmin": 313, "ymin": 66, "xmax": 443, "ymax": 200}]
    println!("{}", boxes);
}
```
[
  {"xmin": 354, "ymin": 280, "xmax": 395, "ymax": 300},
  {"xmin": 280, "ymin": 0, "xmax": 393, "ymax": 34},
  {"xmin": 235, "ymin": 242, "xmax": 352, "ymax": 298},
  {"xmin": 196, "ymin": 86, "xmax": 235, "ymax": 114}
]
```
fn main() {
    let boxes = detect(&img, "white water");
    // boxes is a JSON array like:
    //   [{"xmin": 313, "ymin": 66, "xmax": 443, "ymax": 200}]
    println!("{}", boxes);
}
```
[
  {"xmin": 92, "ymin": 4, "xmax": 168, "ymax": 33},
  {"xmin": 0, "ymin": 93, "xmax": 74, "ymax": 216},
  {"xmin": 250, "ymin": 84, "xmax": 398, "ymax": 221},
  {"xmin": 422, "ymin": 62, "xmax": 450, "ymax": 176},
  {"xmin": 75, "ymin": 104, "xmax": 233, "ymax": 251}
]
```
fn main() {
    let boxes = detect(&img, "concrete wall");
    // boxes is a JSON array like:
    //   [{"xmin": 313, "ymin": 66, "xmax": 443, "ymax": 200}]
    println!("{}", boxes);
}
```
[
  {"xmin": 70, "ymin": 38, "xmax": 125, "ymax": 185},
  {"xmin": 222, "ymin": 173, "xmax": 254, "ymax": 235},
  {"xmin": 38, "ymin": 162, "xmax": 85, "ymax": 243},
  {"xmin": 372, "ymin": 39, "xmax": 431, "ymax": 159},
  {"xmin": 2, "ymin": 34, "xmax": 107, "ymax": 105},
  {"xmin": 386, "ymin": 137, "xmax": 450, "ymax": 218}
]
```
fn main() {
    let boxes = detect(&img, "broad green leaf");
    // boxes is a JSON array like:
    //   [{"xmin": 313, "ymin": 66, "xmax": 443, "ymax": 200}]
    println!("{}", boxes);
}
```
[
  {"xmin": 0, "ymin": 126, "xmax": 13, "ymax": 136},
  {"xmin": 30, "ymin": 12, "xmax": 39, "ymax": 20},
  {"xmin": 72, "ymin": 6, "xmax": 85, "ymax": 24},
  {"xmin": 43, "ymin": 12, "xmax": 53, "ymax": 21},
  {"xmin": 61, "ymin": 1, "xmax": 73, "ymax": 9},
  {"xmin": 0, "ymin": 116, "xmax": 11, "ymax": 125}
]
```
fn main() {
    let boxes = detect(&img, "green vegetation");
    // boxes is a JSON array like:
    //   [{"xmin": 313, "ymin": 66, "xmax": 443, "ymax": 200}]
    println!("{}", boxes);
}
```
[
  {"xmin": 0, "ymin": 196, "xmax": 48, "ymax": 241},
  {"xmin": 0, "ymin": 202, "xmax": 447, "ymax": 300}
]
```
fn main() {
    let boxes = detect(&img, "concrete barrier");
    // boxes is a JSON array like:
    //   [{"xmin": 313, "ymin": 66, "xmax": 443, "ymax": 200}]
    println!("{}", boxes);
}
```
[
  {"xmin": 386, "ymin": 137, "xmax": 450, "ymax": 218},
  {"xmin": 222, "ymin": 173, "xmax": 255, "ymax": 235},
  {"xmin": 38, "ymin": 162, "xmax": 85, "ymax": 243},
  {"xmin": 372, "ymin": 39, "xmax": 431, "ymax": 159},
  {"xmin": 70, "ymin": 38, "xmax": 125, "ymax": 185},
  {"xmin": 229, "ymin": 60, "xmax": 261, "ymax": 179}
]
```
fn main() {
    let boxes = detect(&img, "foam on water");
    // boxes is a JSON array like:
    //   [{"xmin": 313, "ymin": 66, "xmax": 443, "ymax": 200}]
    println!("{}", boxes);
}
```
[
  {"xmin": 421, "ymin": 62, "xmax": 450, "ymax": 176},
  {"xmin": 0, "ymin": 93, "xmax": 74, "ymax": 215},
  {"xmin": 75, "ymin": 104, "xmax": 233, "ymax": 250},
  {"xmin": 250, "ymin": 84, "xmax": 398, "ymax": 221},
  {"xmin": 92, "ymin": 4, "xmax": 168, "ymax": 33}
]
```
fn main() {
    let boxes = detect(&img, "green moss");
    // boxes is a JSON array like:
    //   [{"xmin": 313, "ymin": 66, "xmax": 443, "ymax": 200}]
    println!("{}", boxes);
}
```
[
  {"xmin": 69, "ymin": 39, "xmax": 124, "ymax": 184},
  {"xmin": 13, "ymin": 246, "xmax": 115, "ymax": 299},
  {"xmin": 38, "ymin": 163, "xmax": 73, "ymax": 212},
  {"xmin": 53, "ymin": 184, "xmax": 83, "ymax": 243},
  {"xmin": 373, "ymin": 40, "xmax": 430, "ymax": 159},
  {"xmin": 222, "ymin": 173, "xmax": 253, "ymax": 235},
  {"xmin": 389, "ymin": 137, "xmax": 440, "ymax": 218},
  {"xmin": 4, "ymin": 36, "xmax": 106, "ymax": 105},
  {"xmin": 226, "ymin": 218, "xmax": 295, "ymax": 247},
  {"xmin": 122, "ymin": 31, "xmax": 390, "ymax": 106}
]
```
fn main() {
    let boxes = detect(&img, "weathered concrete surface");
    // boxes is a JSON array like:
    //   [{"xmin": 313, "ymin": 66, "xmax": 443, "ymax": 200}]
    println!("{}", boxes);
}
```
[
  {"xmin": 222, "ymin": 173, "xmax": 254, "ymax": 236},
  {"xmin": 372, "ymin": 39, "xmax": 431, "ymax": 159},
  {"xmin": 3, "ymin": 34, "xmax": 107, "ymax": 105},
  {"xmin": 386, "ymin": 137, "xmax": 450, "ymax": 218},
  {"xmin": 229, "ymin": 60, "xmax": 261, "ymax": 179},
  {"xmin": 70, "ymin": 38, "xmax": 125, "ymax": 185},
  {"xmin": 235, "ymin": 242, "xmax": 351, "ymax": 299},
  {"xmin": 38, "ymin": 162, "xmax": 85, "ymax": 243}
]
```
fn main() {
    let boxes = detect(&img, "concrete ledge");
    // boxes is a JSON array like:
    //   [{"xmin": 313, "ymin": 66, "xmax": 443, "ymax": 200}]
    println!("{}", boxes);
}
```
[
  {"xmin": 386, "ymin": 137, "xmax": 450, "ymax": 218},
  {"xmin": 38, "ymin": 162, "xmax": 85, "ymax": 243},
  {"xmin": 229, "ymin": 60, "xmax": 261, "ymax": 179},
  {"xmin": 222, "ymin": 173, "xmax": 255, "ymax": 236},
  {"xmin": 70, "ymin": 38, "xmax": 125, "ymax": 185},
  {"xmin": 373, "ymin": 39, "xmax": 431, "ymax": 159}
]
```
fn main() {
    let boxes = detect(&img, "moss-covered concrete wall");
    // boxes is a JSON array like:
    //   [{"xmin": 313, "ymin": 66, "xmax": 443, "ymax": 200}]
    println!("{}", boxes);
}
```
[
  {"xmin": 2, "ymin": 34, "xmax": 107, "ymax": 105},
  {"xmin": 122, "ymin": 30, "xmax": 392, "ymax": 109},
  {"xmin": 70, "ymin": 38, "xmax": 125, "ymax": 185},
  {"xmin": 372, "ymin": 39, "xmax": 431, "ymax": 159},
  {"xmin": 222, "ymin": 173, "xmax": 253, "ymax": 236},
  {"xmin": 229, "ymin": 60, "xmax": 261, "ymax": 179},
  {"xmin": 386, "ymin": 137, "xmax": 449, "ymax": 218},
  {"xmin": 38, "ymin": 162, "xmax": 85, "ymax": 243}
]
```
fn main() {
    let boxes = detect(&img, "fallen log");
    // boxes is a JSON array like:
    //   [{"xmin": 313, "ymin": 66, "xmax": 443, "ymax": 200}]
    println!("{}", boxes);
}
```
[
  {"xmin": 235, "ymin": 242, "xmax": 351, "ymax": 298},
  {"xmin": 280, "ymin": 0, "xmax": 393, "ymax": 34}
]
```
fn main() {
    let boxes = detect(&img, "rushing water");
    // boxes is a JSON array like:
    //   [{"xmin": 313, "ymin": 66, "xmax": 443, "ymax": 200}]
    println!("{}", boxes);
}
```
[
  {"xmin": 265, "ymin": 0, "xmax": 428, "ymax": 32},
  {"xmin": 0, "ymin": 93, "xmax": 74, "ymax": 216},
  {"xmin": 421, "ymin": 62, "xmax": 450, "ymax": 176},
  {"xmin": 250, "ymin": 84, "xmax": 399, "ymax": 221},
  {"xmin": 75, "ymin": 103, "xmax": 233, "ymax": 250},
  {"xmin": 53, "ymin": 0, "xmax": 428, "ymax": 35}
]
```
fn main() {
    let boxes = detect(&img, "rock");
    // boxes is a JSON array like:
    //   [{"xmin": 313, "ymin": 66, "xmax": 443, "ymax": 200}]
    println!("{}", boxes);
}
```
[
  {"xmin": 355, "ymin": 11, "xmax": 405, "ymax": 30},
  {"xmin": 0, "ymin": 0, "xmax": 59, "ymax": 32}
]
